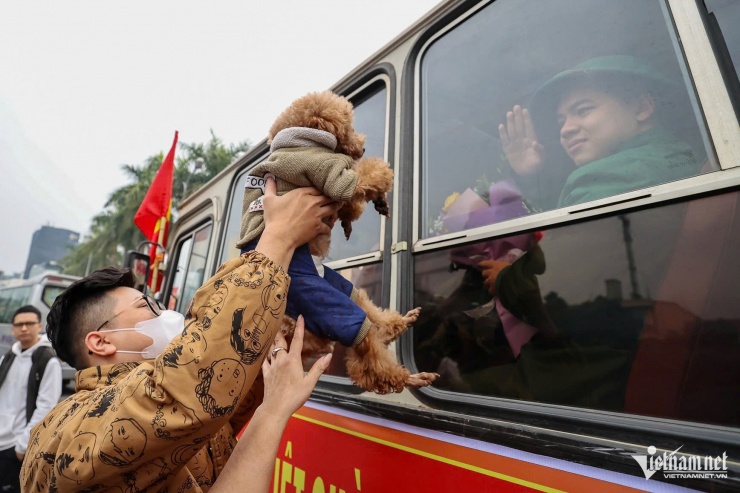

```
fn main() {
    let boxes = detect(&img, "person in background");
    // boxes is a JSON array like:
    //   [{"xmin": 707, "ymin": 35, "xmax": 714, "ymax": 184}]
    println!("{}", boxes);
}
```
[
  {"xmin": 498, "ymin": 55, "xmax": 699, "ymax": 209},
  {"xmin": 0, "ymin": 305, "xmax": 62, "ymax": 493},
  {"xmin": 485, "ymin": 55, "xmax": 701, "ymax": 329},
  {"xmin": 20, "ymin": 178, "xmax": 340, "ymax": 492}
]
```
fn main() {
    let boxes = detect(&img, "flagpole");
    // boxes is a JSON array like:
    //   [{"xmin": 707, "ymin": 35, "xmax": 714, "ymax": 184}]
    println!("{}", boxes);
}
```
[{"xmin": 151, "ymin": 216, "xmax": 167, "ymax": 294}]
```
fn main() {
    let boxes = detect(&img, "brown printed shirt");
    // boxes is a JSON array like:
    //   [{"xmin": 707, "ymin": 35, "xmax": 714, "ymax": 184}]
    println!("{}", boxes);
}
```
[{"xmin": 21, "ymin": 252, "xmax": 288, "ymax": 493}]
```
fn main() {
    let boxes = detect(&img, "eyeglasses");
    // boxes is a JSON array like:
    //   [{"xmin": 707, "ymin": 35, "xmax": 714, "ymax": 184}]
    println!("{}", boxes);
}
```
[
  {"xmin": 96, "ymin": 295, "xmax": 164, "ymax": 331},
  {"xmin": 12, "ymin": 321, "xmax": 40, "ymax": 328}
]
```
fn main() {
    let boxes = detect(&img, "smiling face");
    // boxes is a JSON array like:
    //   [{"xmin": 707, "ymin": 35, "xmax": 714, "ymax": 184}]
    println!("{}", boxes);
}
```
[
  {"xmin": 57, "ymin": 432, "xmax": 96, "ymax": 484},
  {"xmin": 557, "ymin": 86, "xmax": 653, "ymax": 167}
]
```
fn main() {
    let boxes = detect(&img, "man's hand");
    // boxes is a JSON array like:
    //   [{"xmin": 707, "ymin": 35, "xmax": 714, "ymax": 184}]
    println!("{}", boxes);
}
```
[
  {"xmin": 261, "ymin": 316, "xmax": 331, "ymax": 421},
  {"xmin": 257, "ymin": 175, "xmax": 340, "ymax": 267},
  {"xmin": 499, "ymin": 105, "xmax": 545, "ymax": 176},
  {"xmin": 16, "ymin": 452, "xmax": 24, "ymax": 462},
  {"xmin": 479, "ymin": 259, "xmax": 512, "ymax": 295}
]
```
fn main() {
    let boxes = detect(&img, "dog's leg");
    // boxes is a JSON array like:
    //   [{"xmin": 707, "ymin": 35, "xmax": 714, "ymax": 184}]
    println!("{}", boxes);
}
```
[
  {"xmin": 281, "ymin": 315, "xmax": 334, "ymax": 358},
  {"xmin": 346, "ymin": 325, "xmax": 439, "ymax": 394},
  {"xmin": 353, "ymin": 289, "xmax": 421, "ymax": 345},
  {"xmin": 352, "ymin": 157, "xmax": 393, "ymax": 214}
]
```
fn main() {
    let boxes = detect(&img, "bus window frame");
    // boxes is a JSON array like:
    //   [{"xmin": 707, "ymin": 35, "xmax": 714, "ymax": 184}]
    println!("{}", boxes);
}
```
[
  {"xmin": 216, "ymin": 150, "xmax": 270, "ymax": 269},
  {"xmin": 325, "ymin": 73, "xmax": 393, "ymax": 270},
  {"xmin": 395, "ymin": 0, "xmax": 740, "ymax": 441},
  {"xmin": 410, "ymin": 0, "xmax": 740, "ymax": 251},
  {"xmin": 164, "ymin": 218, "xmax": 214, "ymax": 314},
  {"xmin": 695, "ymin": 0, "xmax": 740, "ymax": 122}
]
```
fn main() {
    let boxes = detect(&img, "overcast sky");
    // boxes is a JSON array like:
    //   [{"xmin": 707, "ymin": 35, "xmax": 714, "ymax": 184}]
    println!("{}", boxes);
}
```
[{"xmin": 0, "ymin": 0, "xmax": 439, "ymax": 275}]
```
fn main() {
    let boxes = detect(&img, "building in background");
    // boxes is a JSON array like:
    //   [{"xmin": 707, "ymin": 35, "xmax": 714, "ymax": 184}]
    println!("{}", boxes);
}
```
[{"xmin": 23, "ymin": 226, "xmax": 79, "ymax": 279}]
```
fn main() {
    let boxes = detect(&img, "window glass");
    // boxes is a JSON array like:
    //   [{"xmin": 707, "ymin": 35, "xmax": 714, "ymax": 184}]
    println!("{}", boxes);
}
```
[
  {"xmin": 178, "ymin": 224, "xmax": 213, "ymax": 315},
  {"xmin": 309, "ymin": 262, "xmax": 383, "ymax": 378},
  {"xmin": 42, "ymin": 286, "xmax": 66, "ymax": 308},
  {"xmin": 421, "ymin": 0, "xmax": 717, "ymax": 239},
  {"xmin": 0, "ymin": 289, "xmax": 13, "ymax": 323},
  {"xmin": 221, "ymin": 171, "xmax": 253, "ymax": 265},
  {"xmin": 325, "ymin": 86, "xmax": 388, "ymax": 261},
  {"xmin": 6, "ymin": 287, "xmax": 31, "ymax": 323},
  {"xmin": 705, "ymin": 0, "xmax": 740, "ymax": 83},
  {"xmin": 413, "ymin": 190, "xmax": 740, "ymax": 427},
  {"xmin": 168, "ymin": 238, "xmax": 193, "ymax": 312}
]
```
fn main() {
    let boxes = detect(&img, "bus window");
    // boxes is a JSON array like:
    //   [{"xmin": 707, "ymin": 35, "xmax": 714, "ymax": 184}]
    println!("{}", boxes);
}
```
[
  {"xmin": 168, "ymin": 238, "xmax": 192, "ymax": 311},
  {"xmin": 221, "ymin": 168, "xmax": 259, "ymax": 265},
  {"xmin": 420, "ymin": 0, "xmax": 718, "ymax": 239},
  {"xmin": 42, "ymin": 286, "xmax": 67, "ymax": 308},
  {"xmin": 413, "ymin": 189, "xmax": 740, "ymax": 427},
  {"xmin": 704, "ymin": 0, "xmax": 740, "ymax": 113},
  {"xmin": 167, "ymin": 223, "xmax": 213, "ymax": 314},
  {"xmin": 325, "ymin": 84, "xmax": 388, "ymax": 261},
  {"xmin": 0, "ymin": 289, "xmax": 13, "ymax": 323},
  {"xmin": 5, "ymin": 287, "xmax": 31, "ymax": 323},
  {"xmin": 316, "ymin": 262, "xmax": 383, "ymax": 378}
]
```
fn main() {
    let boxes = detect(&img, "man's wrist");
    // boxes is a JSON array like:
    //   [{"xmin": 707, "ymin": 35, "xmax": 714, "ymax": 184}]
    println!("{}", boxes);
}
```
[{"xmin": 254, "ymin": 231, "xmax": 295, "ymax": 270}]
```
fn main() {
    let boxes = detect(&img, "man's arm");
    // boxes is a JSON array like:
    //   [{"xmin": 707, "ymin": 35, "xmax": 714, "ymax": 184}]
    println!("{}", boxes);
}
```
[
  {"xmin": 16, "ymin": 358, "xmax": 63, "ymax": 458},
  {"xmin": 211, "ymin": 317, "xmax": 331, "ymax": 493},
  {"xmin": 25, "ymin": 182, "xmax": 340, "ymax": 492}
]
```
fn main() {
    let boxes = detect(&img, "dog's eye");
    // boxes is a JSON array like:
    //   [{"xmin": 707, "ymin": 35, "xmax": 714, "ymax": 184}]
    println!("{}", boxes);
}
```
[{"xmin": 362, "ymin": 147, "xmax": 366, "ymax": 156}]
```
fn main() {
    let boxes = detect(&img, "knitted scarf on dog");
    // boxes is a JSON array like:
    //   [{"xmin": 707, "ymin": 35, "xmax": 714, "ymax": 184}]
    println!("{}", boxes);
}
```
[
  {"xmin": 236, "ymin": 127, "xmax": 358, "ymax": 248},
  {"xmin": 270, "ymin": 127, "xmax": 338, "ymax": 153}
]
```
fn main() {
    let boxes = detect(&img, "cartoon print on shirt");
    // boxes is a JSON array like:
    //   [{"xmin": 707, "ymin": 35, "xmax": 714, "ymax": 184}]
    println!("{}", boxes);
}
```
[
  {"xmin": 22, "ymin": 452, "xmax": 56, "ymax": 493},
  {"xmin": 224, "ymin": 262, "xmax": 265, "ymax": 290},
  {"xmin": 52, "ymin": 400, "xmax": 83, "ymax": 436},
  {"xmin": 183, "ymin": 446, "xmax": 213, "ymax": 488},
  {"xmin": 121, "ymin": 457, "xmax": 170, "ymax": 493},
  {"xmin": 56, "ymin": 431, "xmax": 97, "ymax": 484},
  {"xmin": 162, "ymin": 321, "xmax": 206, "ymax": 368},
  {"xmin": 151, "ymin": 399, "xmax": 203, "ymax": 440},
  {"xmin": 85, "ymin": 386, "xmax": 120, "ymax": 418},
  {"xmin": 99, "ymin": 418, "xmax": 147, "ymax": 467},
  {"xmin": 171, "ymin": 434, "xmax": 209, "ymax": 466},
  {"xmin": 192, "ymin": 278, "xmax": 229, "ymax": 331},
  {"xmin": 195, "ymin": 358, "xmax": 247, "ymax": 418},
  {"xmin": 230, "ymin": 275, "xmax": 284, "ymax": 364}
]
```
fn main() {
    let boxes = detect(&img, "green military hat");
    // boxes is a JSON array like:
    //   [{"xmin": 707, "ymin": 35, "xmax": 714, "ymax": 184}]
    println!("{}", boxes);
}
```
[{"xmin": 529, "ymin": 55, "xmax": 676, "ymax": 139}]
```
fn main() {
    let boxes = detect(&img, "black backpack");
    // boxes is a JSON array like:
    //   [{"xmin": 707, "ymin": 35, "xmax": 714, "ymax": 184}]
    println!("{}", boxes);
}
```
[{"xmin": 0, "ymin": 346, "xmax": 57, "ymax": 422}]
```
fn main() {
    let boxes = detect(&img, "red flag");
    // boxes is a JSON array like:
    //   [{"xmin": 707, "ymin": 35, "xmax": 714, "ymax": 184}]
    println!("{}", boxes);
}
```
[{"xmin": 134, "ymin": 131, "xmax": 178, "ymax": 290}]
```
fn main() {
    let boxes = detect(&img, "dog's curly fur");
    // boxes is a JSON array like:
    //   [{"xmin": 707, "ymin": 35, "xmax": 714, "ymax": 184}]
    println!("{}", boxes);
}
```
[
  {"xmin": 269, "ymin": 91, "xmax": 393, "ymax": 239},
  {"xmin": 271, "ymin": 91, "xmax": 438, "ymax": 393}
]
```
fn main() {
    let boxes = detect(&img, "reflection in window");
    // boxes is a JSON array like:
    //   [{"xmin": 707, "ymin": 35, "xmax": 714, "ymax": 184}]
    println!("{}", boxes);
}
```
[
  {"xmin": 315, "ymin": 263, "xmax": 383, "ymax": 378},
  {"xmin": 326, "ymin": 85, "xmax": 388, "ymax": 261},
  {"xmin": 413, "ymin": 191, "xmax": 740, "ymax": 427},
  {"xmin": 421, "ymin": 0, "xmax": 716, "ymax": 238},
  {"xmin": 168, "ymin": 223, "xmax": 213, "ymax": 314}
]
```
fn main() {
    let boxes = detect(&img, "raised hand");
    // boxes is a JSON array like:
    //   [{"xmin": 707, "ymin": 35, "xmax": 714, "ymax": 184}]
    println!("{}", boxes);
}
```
[{"xmin": 498, "ymin": 105, "xmax": 545, "ymax": 176}]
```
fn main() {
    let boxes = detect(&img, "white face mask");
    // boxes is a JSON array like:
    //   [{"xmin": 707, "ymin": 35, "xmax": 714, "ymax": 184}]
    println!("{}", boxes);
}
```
[{"xmin": 101, "ymin": 310, "xmax": 185, "ymax": 359}]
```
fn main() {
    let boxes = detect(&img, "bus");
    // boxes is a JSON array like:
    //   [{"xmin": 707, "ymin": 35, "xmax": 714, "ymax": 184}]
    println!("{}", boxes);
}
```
[
  {"xmin": 155, "ymin": 0, "xmax": 739, "ymax": 490},
  {"xmin": 0, "ymin": 272, "xmax": 80, "ymax": 384}
]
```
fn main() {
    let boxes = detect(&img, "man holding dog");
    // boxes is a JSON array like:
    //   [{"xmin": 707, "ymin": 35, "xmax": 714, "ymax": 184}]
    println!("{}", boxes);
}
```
[{"xmin": 20, "ymin": 178, "xmax": 340, "ymax": 492}]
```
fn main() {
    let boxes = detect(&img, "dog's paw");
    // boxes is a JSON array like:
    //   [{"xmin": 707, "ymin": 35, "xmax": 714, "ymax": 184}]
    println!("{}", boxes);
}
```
[
  {"xmin": 373, "ymin": 195, "xmax": 390, "ymax": 217},
  {"xmin": 402, "ymin": 307, "xmax": 422, "ymax": 326},
  {"xmin": 404, "ymin": 372, "xmax": 440, "ymax": 388},
  {"xmin": 341, "ymin": 218, "xmax": 353, "ymax": 240}
]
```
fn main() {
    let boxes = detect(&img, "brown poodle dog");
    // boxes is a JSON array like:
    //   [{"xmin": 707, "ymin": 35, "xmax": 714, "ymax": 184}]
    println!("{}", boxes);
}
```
[{"xmin": 236, "ymin": 90, "xmax": 438, "ymax": 393}]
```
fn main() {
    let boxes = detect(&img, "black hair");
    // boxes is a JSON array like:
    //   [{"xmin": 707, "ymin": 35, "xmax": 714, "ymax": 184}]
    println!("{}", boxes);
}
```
[
  {"xmin": 46, "ymin": 267, "xmax": 135, "ymax": 370},
  {"xmin": 12, "ymin": 305, "xmax": 42, "ymax": 323}
]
